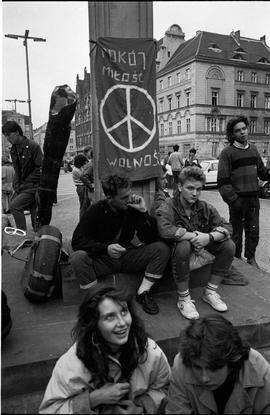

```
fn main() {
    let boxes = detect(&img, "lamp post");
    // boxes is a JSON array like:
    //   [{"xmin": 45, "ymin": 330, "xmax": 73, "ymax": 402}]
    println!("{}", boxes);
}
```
[
  {"xmin": 5, "ymin": 30, "xmax": 46, "ymax": 139},
  {"xmin": 5, "ymin": 98, "xmax": 27, "ymax": 113}
]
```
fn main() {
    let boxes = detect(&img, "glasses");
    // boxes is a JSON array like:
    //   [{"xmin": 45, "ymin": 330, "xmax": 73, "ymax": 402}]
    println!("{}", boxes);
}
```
[{"xmin": 4, "ymin": 227, "xmax": 26, "ymax": 237}]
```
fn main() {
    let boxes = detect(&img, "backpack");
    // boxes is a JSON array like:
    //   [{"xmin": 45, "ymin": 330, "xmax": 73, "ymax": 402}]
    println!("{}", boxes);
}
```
[{"xmin": 22, "ymin": 225, "xmax": 62, "ymax": 303}]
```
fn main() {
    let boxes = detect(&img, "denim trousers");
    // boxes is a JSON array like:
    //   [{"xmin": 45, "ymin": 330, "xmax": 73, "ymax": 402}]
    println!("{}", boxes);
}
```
[
  {"xmin": 229, "ymin": 196, "xmax": 260, "ymax": 260},
  {"xmin": 70, "ymin": 241, "xmax": 171, "ymax": 287},
  {"xmin": 9, "ymin": 189, "xmax": 37, "ymax": 231},
  {"xmin": 171, "ymin": 239, "xmax": 235, "ymax": 289}
]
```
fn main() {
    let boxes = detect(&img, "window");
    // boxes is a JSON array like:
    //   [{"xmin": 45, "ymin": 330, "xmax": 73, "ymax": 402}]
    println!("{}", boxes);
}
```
[
  {"xmin": 167, "ymin": 96, "xmax": 172, "ymax": 111},
  {"xmin": 168, "ymin": 76, "xmax": 172, "ymax": 87},
  {"xmin": 207, "ymin": 117, "xmax": 217, "ymax": 132},
  {"xmin": 249, "ymin": 119, "xmax": 257, "ymax": 133},
  {"xmin": 159, "ymin": 99, "xmax": 164, "ymax": 113},
  {"xmin": 264, "ymin": 120, "xmax": 270, "ymax": 134},
  {"xmin": 212, "ymin": 91, "xmax": 219, "ymax": 106},
  {"xmin": 177, "ymin": 120, "xmax": 181, "ymax": 134},
  {"xmin": 237, "ymin": 92, "xmax": 244, "ymax": 107},
  {"xmin": 265, "ymin": 96, "xmax": 270, "ymax": 109},
  {"xmin": 219, "ymin": 119, "xmax": 224, "ymax": 132},
  {"xmin": 186, "ymin": 68, "xmax": 191, "ymax": 80},
  {"xmin": 167, "ymin": 51, "xmax": 171, "ymax": 58},
  {"xmin": 251, "ymin": 94, "xmax": 257, "ymax": 108},
  {"xmin": 186, "ymin": 91, "xmax": 190, "ymax": 106},
  {"xmin": 159, "ymin": 80, "xmax": 163, "ymax": 90},
  {"xmin": 266, "ymin": 74, "xmax": 270, "ymax": 85},
  {"xmin": 237, "ymin": 70, "xmax": 244, "ymax": 81},
  {"xmin": 160, "ymin": 124, "xmax": 164, "ymax": 136},
  {"xmin": 186, "ymin": 118, "xmax": 190, "ymax": 132},
  {"xmin": 177, "ymin": 73, "xmax": 181, "ymax": 83},
  {"xmin": 168, "ymin": 121, "xmax": 173, "ymax": 135},
  {"xmin": 176, "ymin": 94, "xmax": 180, "ymax": 108},
  {"xmin": 251, "ymin": 72, "xmax": 257, "ymax": 83}
]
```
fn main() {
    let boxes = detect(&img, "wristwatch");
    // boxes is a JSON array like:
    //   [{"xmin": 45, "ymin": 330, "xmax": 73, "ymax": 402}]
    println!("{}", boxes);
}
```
[{"xmin": 208, "ymin": 233, "xmax": 214, "ymax": 243}]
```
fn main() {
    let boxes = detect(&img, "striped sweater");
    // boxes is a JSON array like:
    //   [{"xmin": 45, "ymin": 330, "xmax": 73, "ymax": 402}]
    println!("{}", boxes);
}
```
[{"xmin": 217, "ymin": 143, "xmax": 270, "ymax": 205}]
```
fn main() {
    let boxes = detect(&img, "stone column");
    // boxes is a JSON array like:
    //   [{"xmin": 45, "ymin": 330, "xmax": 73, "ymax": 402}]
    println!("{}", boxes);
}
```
[{"xmin": 88, "ymin": 1, "xmax": 156, "ymax": 207}]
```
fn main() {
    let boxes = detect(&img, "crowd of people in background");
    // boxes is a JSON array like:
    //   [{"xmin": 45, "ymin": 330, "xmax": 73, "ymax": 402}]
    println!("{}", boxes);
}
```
[{"xmin": 2, "ymin": 116, "xmax": 270, "ymax": 414}]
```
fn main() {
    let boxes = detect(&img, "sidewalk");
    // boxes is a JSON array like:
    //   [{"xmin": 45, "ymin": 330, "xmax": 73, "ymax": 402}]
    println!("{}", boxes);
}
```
[{"xmin": 2, "ymin": 188, "xmax": 270, "ymax": 413}]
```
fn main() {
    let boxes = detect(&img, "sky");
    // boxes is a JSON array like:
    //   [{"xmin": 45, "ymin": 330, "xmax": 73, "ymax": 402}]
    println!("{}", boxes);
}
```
[{"xmin": 2, "ymin": 1, "xmax": 270, "ymax": 129}]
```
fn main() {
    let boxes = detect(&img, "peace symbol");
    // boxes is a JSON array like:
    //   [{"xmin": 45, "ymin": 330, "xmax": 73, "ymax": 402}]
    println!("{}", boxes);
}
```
[{"xmin": 100, "ymin": 84, "xmax": 156, "ymax": 153}]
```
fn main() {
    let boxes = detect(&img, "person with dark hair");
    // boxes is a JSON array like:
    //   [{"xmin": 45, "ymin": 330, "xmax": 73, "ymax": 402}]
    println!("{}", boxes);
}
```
[
  {"xmin": 83, "ymin": 145, "xmax": 93, "ymax": 163},
  {"xmin": 71, "ymin": 175, "xmax": 171, "ymax": 315},
  {"xmin": 166, "ymin": 314, "xmax": 270, "ymax": 414},
  {"xmin": 1, "ymin": 120, "xmax": 43, "ymax": 232},
  {"xmin": 184, "ymin": 148, "xmax": 201, "ymax": 168},
  {"xmin": 72, "ymin": 154, "xmax": 92, "ymax": 218},
  {"xmin": 168, "ymin": 145, "xmax": 184, "ymax": 190},
  {"xmin": 218, "ymin": 115, "xmax": 270, "ymax": 269},
  {"xmin": 156, "ymin": 166, "xmax": 235, "ymax": 320},
  {"xmin": 39, "ymin": 285, "xmax": 171, "ymax": 414}
]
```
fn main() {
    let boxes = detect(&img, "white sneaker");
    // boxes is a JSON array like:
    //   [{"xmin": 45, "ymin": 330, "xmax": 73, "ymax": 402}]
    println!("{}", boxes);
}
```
[
  {"xmin": 177, "ymin": 298, "xmax": 200, "ymax": 320},
  {"xmin": 202, "ymin": 290, "xmax": 228, "ymax": 312}
]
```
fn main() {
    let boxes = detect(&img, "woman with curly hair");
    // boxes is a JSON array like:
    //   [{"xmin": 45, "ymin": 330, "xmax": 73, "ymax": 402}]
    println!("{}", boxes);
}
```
[
  {"xmin": 166, "ymin": 314, "xmax": 270, "ymax": 414},
  {"xmin": 39, "ymin": 285, "xmax": 171, "ymax": 414}
]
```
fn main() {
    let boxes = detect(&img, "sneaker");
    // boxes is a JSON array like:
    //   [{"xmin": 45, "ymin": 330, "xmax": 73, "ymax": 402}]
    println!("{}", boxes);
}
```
[
  {"xmin": 136, "ymin": 291, "xmax": 159, "ymax": 315},
  {"xmin": 247, "ymin": 258, "xmax": 261, "ymax": 270},
  {"xmin": 177, "ymin": 298, "xmax": 199, "ymax": 320},
  {"xmin": 202, "ymin": 290, "xmax": 228, "ymax": 312},
  {"xmin": 221, "ymin": 265, "xmax": 248, "ymax": 285}
]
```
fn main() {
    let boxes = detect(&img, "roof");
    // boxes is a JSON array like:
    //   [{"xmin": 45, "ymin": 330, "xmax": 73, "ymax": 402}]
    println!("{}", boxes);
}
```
[{"xmin": 157, "ymin": 30, "xmax": 270, "ymax": 76}]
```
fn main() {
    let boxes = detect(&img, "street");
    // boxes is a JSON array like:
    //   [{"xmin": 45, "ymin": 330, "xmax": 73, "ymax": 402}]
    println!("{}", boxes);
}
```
[{"xmin": 54, "ymin": 171, "xmax": 270, "ymax": 272}]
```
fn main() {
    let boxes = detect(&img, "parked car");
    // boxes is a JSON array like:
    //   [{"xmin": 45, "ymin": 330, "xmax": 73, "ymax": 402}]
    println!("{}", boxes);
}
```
[{"xmin": 200, "ymin": 159, "xmax": 219, "ymax": 187}]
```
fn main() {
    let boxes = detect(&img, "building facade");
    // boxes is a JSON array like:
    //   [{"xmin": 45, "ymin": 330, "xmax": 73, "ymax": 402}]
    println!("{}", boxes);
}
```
[
  {"xmin": 75, "ymin": 67, "xmax": 92, "ymax": 154},
  {"xmin": 156, "ymin": 28, "xmax": 270, "ymax": 160}
]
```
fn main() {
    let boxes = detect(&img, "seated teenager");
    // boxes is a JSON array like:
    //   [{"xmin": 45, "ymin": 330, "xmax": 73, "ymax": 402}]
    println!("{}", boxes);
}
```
[
  {"xmin": 156, "ymin": 166, "xmax": 235, "ymax": 320},
  {"xmin": 166, "ymin": 314, "xmax": 270, "ymax": 414},
  {"xmin": 39, "ymin": 285, "xmax": 171, "ymax": 414},
  {"xmin": 70, "ymin": 175, "xmax": 171, "ymax": 315}
]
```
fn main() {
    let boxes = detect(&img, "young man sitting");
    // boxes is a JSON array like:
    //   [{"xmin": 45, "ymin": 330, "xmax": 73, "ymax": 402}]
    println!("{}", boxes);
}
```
[
  {"xmin": 70, "ymin": 175, "xmax": 171, "ymax": 315},
  {"xmin": 156, "ymin": 166, "xmax": 235, "ymax": 320}
]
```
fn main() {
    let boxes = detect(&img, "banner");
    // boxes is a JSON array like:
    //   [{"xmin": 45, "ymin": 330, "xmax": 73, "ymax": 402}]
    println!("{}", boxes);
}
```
[{"xmin": 95, "ymin": 37, "xmax": 161, "ymax": 180}]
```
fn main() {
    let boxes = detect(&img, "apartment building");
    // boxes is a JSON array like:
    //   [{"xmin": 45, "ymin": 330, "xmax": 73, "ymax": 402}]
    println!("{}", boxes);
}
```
[
  {"xmin": 75, "ymin": 67, "xmax": 92, "ymax": 154},
  {"xmin": 156, "ymin": 28, "xmax": 270, "ymax": 160}
]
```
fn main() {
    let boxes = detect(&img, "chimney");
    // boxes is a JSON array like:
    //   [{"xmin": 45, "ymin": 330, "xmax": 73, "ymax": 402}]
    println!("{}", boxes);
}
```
[
  {"xmin": 235, "ymin": 30, "xmax": 240, "ymax": 41},
  {"xmin": 260, "ymin": 35, "xmax": 266, "ymax": 42}
]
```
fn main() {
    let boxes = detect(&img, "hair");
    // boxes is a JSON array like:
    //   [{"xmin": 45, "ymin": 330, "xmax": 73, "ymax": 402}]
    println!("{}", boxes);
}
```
[
  {"xmin": 83, "ymin": 146, "xmax": 92, "ymax": 157},
  {"xmin": 226, "ymin": 116, "xmax": 249, "ymax": 144},
  {"xmin": 189, "ymin": 148, "xmax": 196, "ymax": 155},
  {"xmin": 179, "ymin": 166, "xmax": 206, "ymax": 185},
  {"xmin": 101, "ymin": 175, "xmax": 130, "ymax": 198},
  {"xmin": 74, "ymin": 154, "xmax": 88, "ymax": 168},
  {"xmin": 71, "ymin": 285, "xmax": 148, "ymax": 386},
  {"xmin": 2, "ymin": 121, "xmax": 23, "ymax": 136},
  {"xmin": 173, "ymin": 144, "xmax": 179, "ymax": 152},
  {"xmin": 179, "ymin": 314, "xmax": 250, "ymax": 371}
]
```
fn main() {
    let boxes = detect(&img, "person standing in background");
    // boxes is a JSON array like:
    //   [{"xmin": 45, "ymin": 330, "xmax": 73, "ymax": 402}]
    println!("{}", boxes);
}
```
[
  {"xmin": 168, "ymin": 145, "xmax": 184, "ymax": 190},
  {"xmin": 2, "ymin": 156, "xmax": 15, "ymax": 214}
]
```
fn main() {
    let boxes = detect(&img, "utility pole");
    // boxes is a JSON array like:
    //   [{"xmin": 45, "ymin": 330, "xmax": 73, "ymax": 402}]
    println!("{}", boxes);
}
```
[
  {"xmin": 5, "ymin": 30, "xmax": 46, "ymax": 139},
  {"xmin": 5, "ymin": 98, "xmax": 27, "ymax": 113}
]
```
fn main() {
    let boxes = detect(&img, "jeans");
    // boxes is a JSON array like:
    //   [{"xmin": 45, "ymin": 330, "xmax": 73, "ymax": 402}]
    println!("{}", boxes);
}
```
[
  {"xmin": 171, "ymin": 239, "xmax": 235, "ymax": 290},
  {"xmin": 9, "ymin": 189, "xmax": 37, "ymax": 231},
  {"xmin": 70, "ymin": 241, "xmax": 171, "ymax": 288},
  {"xmin": 229, "ymin": 196, "xmax": 260, "ymax": 259}
]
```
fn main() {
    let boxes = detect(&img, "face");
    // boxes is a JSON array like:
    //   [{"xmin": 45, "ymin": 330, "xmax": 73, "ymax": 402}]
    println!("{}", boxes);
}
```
[
  {"xmin": 179, "ymin": 179, "xmax": 203, "ymax": 206},
  {"xmin": 157, "ymin": 173, "xmax": 168, "ymax": 190},
  {"xmin": 232, "ymin": 121, "xmax": 248, "ymax": 145},
  {"xmin": 109, "ymin": 187, "xmax": 131, "ymax": 211},
  {"xmin": 191, "ymin": 357, "xmax": 229, "ymax": 390},
  {"xmin": 97, "ymin": 298, "xmax": 132, "ymax": 351},
  {"xmin": 4, "ymin": 130, "xmax": 20, "ymax": 146}
]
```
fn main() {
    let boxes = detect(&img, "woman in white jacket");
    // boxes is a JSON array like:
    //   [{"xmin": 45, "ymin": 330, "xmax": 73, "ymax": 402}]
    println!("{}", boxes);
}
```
[{"xmin": 39, "ymin": 285, "xmax": 171, "ymax": 414}]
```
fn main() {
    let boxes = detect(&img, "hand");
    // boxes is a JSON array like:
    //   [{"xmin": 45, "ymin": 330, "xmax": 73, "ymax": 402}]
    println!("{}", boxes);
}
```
[
  {"xmin": 89, "ymin": 382, "xmax": 130, "ymax": 407},
  {"xmin": 190, "ymin": 231, "xmax": 210, "ymax": 249},
  {"xmin": 127, "ymin": 194, "xmax": 147, "ymax": 213},
  {"xmin": 115, "ymin": 400, "xmax": 144, "ymax": 414},
  {"xmin": 107, "ymin": 243, "xmax": 126, "ymax": 258}
]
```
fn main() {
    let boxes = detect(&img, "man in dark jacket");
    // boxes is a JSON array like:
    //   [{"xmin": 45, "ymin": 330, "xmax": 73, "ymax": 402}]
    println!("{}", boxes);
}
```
[
  {"xmin": 71, "ymin": 175, "xmax": 171, "ymax": 315},
  {"xmin": 218, "ymin": 116, "xmax": 270, "ymax": 269},
  {"xmin": 2, "ymin": 121, "xmax": 43, "ymax": 232}
]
